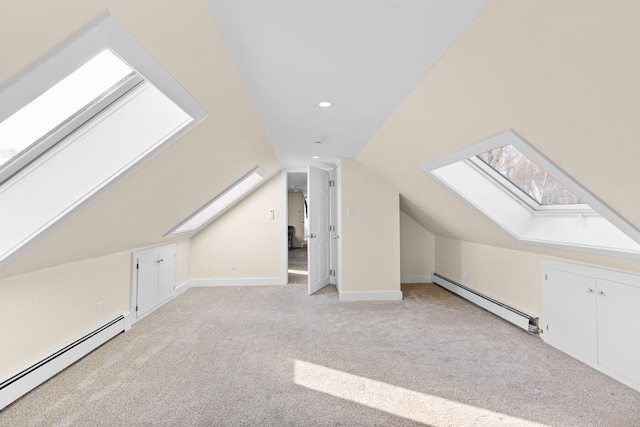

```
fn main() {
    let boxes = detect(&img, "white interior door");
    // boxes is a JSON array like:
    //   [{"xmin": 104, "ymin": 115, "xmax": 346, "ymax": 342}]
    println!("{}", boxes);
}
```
[
  {"xmin": 308, "ymin": 165, "xmax": 330, "ymax": 294},
  {"xmin": 136, "ymin": 253, "xmax": 160, "ymax": 318}
]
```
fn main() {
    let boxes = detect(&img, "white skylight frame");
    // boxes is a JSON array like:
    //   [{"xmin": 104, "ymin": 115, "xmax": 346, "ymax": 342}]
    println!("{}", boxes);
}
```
[
  {"xmin": 420, "ymin": 130, "xmax": 640, "ymax": 259},
  {"xmin": 166, "ymin": 167, "xmax": 267, "ymax": 236},
  {"xmin": 0, "ymin": 50, "xmax": 144, "ymax": 186},
  {"xmin": 0, "ymin": 13, "xmax": 207, "ymax": 268}
]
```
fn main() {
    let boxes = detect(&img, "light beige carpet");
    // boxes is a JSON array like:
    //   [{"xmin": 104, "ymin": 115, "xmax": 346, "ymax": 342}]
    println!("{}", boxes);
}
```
[{"xmin": 2, "ymin": 283, "xmax": 640, "ymax": 426}]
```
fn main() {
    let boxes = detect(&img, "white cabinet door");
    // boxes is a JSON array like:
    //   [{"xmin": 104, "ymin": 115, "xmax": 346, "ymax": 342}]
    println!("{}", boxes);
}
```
[
  {"xmin": 596, "ymin": 279, "xmax": 640, "ymax": 384},
  {"xmin": 137, "ymin": 253, "xmax": 160, "ymax": 318},
  {"xmin": 545, "ymin": 268, "xmax": 598, "ymax": 362},
  {"xmin": 158, "ymin": 247, "xmax": 177, "ymax": 304},
  {"xmin": 133, "ymin": 243, "xmax": 177, "ymax": 319}
]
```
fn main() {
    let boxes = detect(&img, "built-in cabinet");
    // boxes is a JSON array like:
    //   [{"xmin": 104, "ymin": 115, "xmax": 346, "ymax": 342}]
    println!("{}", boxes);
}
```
[
  {"xmin": 543, "ymin": 259, "xmax": 640, "ymax": 392},
  {"xmin": 131, "ymin": 243, "xmax": 177, "ymax": 320}
]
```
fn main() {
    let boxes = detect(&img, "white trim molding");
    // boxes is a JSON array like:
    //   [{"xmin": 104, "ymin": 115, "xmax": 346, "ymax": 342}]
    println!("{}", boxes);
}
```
[
  {"xmin": 339, "ymin": 291, "xmax": 403, "ymax": 302},
  {"xmin": 174, "ymin": 280, "xmax": 192, "ymax": 296},
  {"xmin": 401, "ymin": 275, "xmax": 432, "ymax": 284},
  {"xmin": 191, "ymin": 277, "xmax": 286, "ymax": 287}
]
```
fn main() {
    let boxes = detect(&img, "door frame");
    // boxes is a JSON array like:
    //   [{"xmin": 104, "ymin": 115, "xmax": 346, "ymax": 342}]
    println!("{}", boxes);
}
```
[
  {"xmin": 281, "ymin": 167, "xmax": 338, "ymax": 290},
  {"xmin": 280, "ymin": 168, "xmax": 307, "ymax": 284}
]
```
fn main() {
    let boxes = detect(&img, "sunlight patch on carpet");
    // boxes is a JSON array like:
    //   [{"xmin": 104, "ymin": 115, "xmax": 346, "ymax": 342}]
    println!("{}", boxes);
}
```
[{"xmin": 293, "ymin": 360, "xmax": 547, "ymax": 426}]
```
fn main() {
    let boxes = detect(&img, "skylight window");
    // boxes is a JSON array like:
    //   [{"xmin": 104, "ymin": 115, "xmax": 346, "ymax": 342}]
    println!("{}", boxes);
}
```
[
  {"xmin": 167, "ymin": 167, "xmax": 267, "ymax": 236},
  {"xmin": 421, "ymin": 130, "xmax": 640, "ymax": 258},
  {"xmin": 475, "ymin": 144, "xmax": 583, "ymax": 206},
  {"xmin": 0, "ymin": 13, "xmax": 207, "ymax": 268},
  {"xmin": 0, "ymin": 50, "xmax": 137, "ymax": 172}
]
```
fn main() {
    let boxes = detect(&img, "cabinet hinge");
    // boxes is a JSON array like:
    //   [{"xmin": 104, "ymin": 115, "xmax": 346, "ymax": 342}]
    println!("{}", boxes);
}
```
[
  {"xmin": 330, "ymin": 269, "xmax": 336, "ymax": 277},
  {"xmin": 136, "ymin": 263, "xmax": 139, "ymax": 269},
  {"xmin": 329, "ymin": 225, "xmax": 336, "ymax": 232},
  {"xmin": 545, "ymin": 274, "xmax": 548, "ymax": 280},
  {"xmin": 329, "ymin": 180, "xmax": 335, "ymax": 187},
  {"xmin": 136, "ymin": 306, "xmax": 138, "ymax": 312}
]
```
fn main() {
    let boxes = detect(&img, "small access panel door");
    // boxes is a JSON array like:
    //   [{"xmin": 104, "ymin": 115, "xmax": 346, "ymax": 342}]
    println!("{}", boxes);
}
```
[{"xmin": 134, "ymin": 243, "xmax": 177, "ymax": 319}]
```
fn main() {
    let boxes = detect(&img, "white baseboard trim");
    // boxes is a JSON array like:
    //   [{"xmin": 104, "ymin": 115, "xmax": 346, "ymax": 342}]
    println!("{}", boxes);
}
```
[
  {"xmin": 339, "ymin": 291, "xmax": 403, "ymax": 302},
  {"xmin": 0, "ymin": 312, "xmax": 129, "ymax": 410},
  {"xmin": 191, "ymin": 277, "xmax": 285, "ymax": 287},
  {"xmin": 174, "ymin": 280, "xmax": 192, "ymax": 296},
  {"xmin": 401, "ymin": 275, "xmax": 431, "ymax": 284}
]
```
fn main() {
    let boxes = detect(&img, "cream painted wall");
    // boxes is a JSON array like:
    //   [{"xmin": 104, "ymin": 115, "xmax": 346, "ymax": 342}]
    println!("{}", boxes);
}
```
[
  {"xmin": 356, "ymin": 2, "xmax": 640, "ymax": 311},
  {"xmin": 434, "ymin": 235, "xmax": 640, "ymax": 328},
  {"xmin": 400, "ymin": 211, "xmax": 435, "ymax": 280},
  {"xmin": 0, "ymin": 0, "xmax": 280, "ymax": 382},
  {"xmin": 288, "ymin": 192, "xmax": 305, "ymax": 247},
  {"xmin": 190, "ymin": 174, "xmax": 282, "ymax": 280},
  {"xmin": 357, "ymin": 1, "xmax": 640, "ymax": 273},
  {"xmin": 435, "ymin": 236, "xmax": 543, "ymax": 319},
  {"xmin": 0, "ymin": 251, "xmax": 130, "ymax": 378},
  {"xmin": 340, "ymin": 159, "xmax": 400, "ymax": 293},
  {"xmin": 0, "ymin": 0, "xmax": 281, "ymax": 278}
]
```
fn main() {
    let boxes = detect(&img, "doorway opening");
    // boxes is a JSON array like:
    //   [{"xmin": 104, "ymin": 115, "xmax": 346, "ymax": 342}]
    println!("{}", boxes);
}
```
[{"xmin": 287, "ymin": 171, "xmax": 308, "ymax": 284}]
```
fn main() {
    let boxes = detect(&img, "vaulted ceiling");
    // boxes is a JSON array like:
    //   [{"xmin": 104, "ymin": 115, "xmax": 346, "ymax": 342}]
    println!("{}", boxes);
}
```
[{"xmin": 1, "ymin": 0, "xmax": 638, "ymax": 277}]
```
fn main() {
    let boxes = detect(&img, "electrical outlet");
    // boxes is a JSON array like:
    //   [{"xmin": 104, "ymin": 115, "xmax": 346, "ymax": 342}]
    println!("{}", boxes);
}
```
[
  {"xmin": 347, "ymin": 208, "xmax": 354, "ymax": 216},
  {"xmin": 97, "ymin": 301, "xmax": 104, "ymax": 316},
  {"xmin": 462, "ymin": 270, "xmax": 467, "ymax": 280},
  {"xmin": 231, "ymin": 261, "xmax": 236, "ymax": 270},
  {"xmin": 526, "ymin": 294, "xmax": 533, "ymax": 307}
]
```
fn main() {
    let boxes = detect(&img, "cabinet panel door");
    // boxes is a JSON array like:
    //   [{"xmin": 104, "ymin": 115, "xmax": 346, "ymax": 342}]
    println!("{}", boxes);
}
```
[
  {"xmin": 137, "ymin": 253, "xmax": 160, "ymax": 318},
  {"xmin": 158, "ymin": 247, "xmax": 177, "ymax": 304},
  {"xmin": 597, "ymin": 279, "xmax": 640, "ymax": 383},
  {"xmin": 545, "ymin": 268, "xmax": 598, "ymax": 362}
]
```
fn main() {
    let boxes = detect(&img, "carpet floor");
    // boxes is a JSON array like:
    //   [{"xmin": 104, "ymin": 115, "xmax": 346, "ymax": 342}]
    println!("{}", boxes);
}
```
[{"xmin": 2, "ymin": 283, "xmax": 640, "ymax": 426}]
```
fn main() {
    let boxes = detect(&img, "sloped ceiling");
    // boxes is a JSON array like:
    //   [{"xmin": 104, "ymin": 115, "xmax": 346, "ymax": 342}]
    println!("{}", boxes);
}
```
[
  {"xmin": 357, "ymin": 0, "xmax": 640, "ymax": 271},
  {"xmin": 206, "ymin": 0, "xmax": 489, "ymax": 168},
  {"xmin": 0, "ymin": 0, "xmax": 281, "ymax": 278}
]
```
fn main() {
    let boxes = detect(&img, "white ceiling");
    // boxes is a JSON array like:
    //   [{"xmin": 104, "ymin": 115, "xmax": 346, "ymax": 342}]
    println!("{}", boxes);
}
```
[
  {"xmin": 205, "ymin": 1, "xmax": 489, "ymax": 168},
  {"xmin": 288, "ymin": 172, "xmax": 307, "ymax": 195}
]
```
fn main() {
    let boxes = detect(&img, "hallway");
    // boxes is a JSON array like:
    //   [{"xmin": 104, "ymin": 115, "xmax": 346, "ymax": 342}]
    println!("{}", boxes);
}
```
[{"xmin": 287, "ymin": 246, "xmax": 307, "ymax": 284}]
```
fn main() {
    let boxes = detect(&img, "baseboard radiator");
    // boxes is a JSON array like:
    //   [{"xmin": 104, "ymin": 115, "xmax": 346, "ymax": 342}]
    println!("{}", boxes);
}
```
[
  {"xmin": 0, "ymin": 313, "xmax": 127, "ymax": 410},
  {"xmin": 432, "ymin": 273, "xmax": 540, "ymax": 334}
]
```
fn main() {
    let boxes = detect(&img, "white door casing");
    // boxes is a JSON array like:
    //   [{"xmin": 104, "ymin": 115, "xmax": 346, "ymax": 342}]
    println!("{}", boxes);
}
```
[
  {"xmin": 308, "ymin": 165, "xmax": 331, "ymax": 294},
  {"xmin": 329, "ymin": 167, "xmax": 339, "ymax": 288}
]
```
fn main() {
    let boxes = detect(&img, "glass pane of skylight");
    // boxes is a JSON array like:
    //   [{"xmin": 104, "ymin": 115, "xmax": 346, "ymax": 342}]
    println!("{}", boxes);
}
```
[
  {"xmin": 170, "ymin": 169, "xmax": 266, "ymax": 235},
  {"xmin": 0, "ymin": 49, "xmax": 134, "ymax": 170},
  {"xmin": 477, "ymin": 144, "xmax": 584, "ymax": 205}
]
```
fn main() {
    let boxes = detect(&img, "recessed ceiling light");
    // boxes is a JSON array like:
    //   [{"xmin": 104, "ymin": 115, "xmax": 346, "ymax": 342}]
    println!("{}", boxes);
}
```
[
  {"xmin": 318, "ymin": 101, "xmax": 332, "ymax": 108},
  {"xmin": 313, "ymin": 156, "xmax": 319, "ymax": 159}
]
